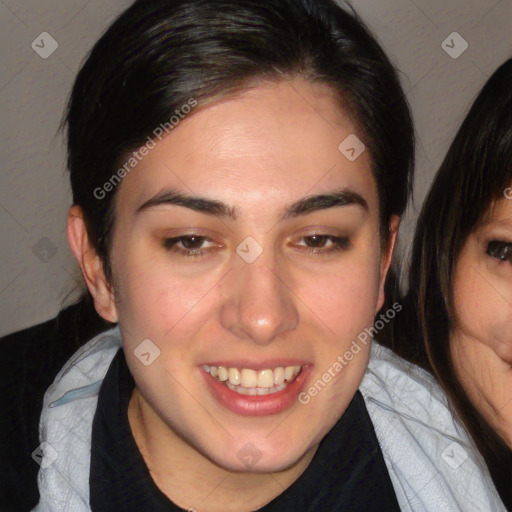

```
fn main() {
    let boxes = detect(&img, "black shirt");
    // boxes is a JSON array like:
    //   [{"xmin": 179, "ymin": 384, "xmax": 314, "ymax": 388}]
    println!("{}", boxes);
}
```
[{"xmin": 90, "ymin": 348, "xmax": 400, "ymax": 511}]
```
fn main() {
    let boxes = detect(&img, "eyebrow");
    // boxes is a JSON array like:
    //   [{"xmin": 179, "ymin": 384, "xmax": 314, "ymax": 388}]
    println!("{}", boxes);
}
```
[
  {"xmin": 479, "ymin": 217, "xmax": 512, "ymax": 230},
  {"xmin": 135, "ymin": 187, "xmax": 368, "ymax": 220}
]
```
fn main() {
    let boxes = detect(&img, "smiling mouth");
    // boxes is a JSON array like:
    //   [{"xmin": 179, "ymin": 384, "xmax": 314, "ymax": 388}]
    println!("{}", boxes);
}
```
[{"xmin": 203, "ymin": 364, "xmax": 302, "ymax": 396}]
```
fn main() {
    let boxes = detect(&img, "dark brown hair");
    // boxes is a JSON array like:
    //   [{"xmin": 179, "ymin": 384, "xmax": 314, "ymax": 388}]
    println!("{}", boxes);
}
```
[
  {"xmin": 392, "ymin": 57, "xmax": 512, "ymax": 509},
  {"xmin": 63, "ymin": 0, "xmax": 414, "ymax": 281}
]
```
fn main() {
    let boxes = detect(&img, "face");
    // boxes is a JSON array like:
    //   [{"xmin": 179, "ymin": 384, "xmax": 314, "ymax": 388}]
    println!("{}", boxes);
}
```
[
  {"xmin": 93, "ymin": 79, "xmax": 395, "ymax": 472},
  {"xmin": 451, "ymin": 195, "xmax": 512, "ymax": 447}
]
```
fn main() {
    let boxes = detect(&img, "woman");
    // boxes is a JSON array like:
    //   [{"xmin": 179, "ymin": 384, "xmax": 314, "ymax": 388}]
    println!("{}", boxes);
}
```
[
  {"xmin": 397, "ymin": 57, "xmax": 512, "ymax": 509},
  {"xmin": 0, "ymin": 0, "xmax": 505, "ymax": 511}
]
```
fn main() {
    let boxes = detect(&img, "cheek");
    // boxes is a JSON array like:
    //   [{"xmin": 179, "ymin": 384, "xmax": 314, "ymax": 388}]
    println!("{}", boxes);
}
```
[
  {"xmin": 454, "ymin": 263, "xmax": 512, "ymax": 344},
  {"xmin": 312, "ymin": 267, "xmax": 380, "ymax": 329},
  {"xmin": 113, "ymin": 255, "xmax": 216, "ymax": 345},
  {"xmin": 454, "ymin": 269, "xmax": 488, "ymax": 341},
  {"xmin": 454, "ymin": 273, "xmax": 478, "ymax": 324},
  {"xmin": 290, "ymin": 250, "xmax": 382, "ymax": 345}
]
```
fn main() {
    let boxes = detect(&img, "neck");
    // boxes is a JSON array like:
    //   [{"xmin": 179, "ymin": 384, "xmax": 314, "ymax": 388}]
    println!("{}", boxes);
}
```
[{"xmin": 127, "ymin": 387, "xmax": 318, "ymax": 512}]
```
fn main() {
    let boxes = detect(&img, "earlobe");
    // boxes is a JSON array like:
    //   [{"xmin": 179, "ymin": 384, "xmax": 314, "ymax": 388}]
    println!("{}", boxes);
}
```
[
  {"xmin": 376, "ymin": 215, "xmax": 401, "ymax": 312},
  {"xmin": 67, "ymin": 205, "xmax": 118, "ymax": 323}
]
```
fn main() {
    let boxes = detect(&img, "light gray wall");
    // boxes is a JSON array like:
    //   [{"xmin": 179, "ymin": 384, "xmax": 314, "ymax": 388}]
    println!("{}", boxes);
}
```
[{"xmin": 1, "ymin": 0, "xmax": 511, "ymax": 336}]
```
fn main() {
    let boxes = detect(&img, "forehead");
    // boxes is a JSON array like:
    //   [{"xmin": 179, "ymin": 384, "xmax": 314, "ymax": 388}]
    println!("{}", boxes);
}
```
[
  {"xmin": 115, "ymin": 79, "xmax": 377, "ymax": 217},
  {"xmin": 479, "ymin": 196, "xmax": 512, "ymax": 227}
]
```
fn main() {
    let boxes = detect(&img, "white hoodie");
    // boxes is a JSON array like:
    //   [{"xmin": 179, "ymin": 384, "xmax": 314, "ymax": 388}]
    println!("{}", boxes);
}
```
[{"xmin": 32, "ymin": 327, "xmax": 506, "ymax": 511}]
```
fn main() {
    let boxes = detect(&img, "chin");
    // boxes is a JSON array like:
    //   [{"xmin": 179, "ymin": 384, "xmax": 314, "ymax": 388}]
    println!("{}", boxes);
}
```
[{"xmin": 205, "ymin": 437, "xmax": 312, "ymax": 474}]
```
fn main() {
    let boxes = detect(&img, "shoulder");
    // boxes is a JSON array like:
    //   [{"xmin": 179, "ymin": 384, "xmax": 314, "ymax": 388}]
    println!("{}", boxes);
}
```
[
  {"xmin": 363, "ymin": 340, "xmax": 447, "ymax": 423},
  {"xmin": 361, "ymin": 341, "xmax": 507, "ymax": 512},
  {"xmin": 0, "ymin": 314, "xmax": 66, "ymax": 511},
  {"xmin": 0, "ymin": 299, "xmax": 113, "ymax": 512}
]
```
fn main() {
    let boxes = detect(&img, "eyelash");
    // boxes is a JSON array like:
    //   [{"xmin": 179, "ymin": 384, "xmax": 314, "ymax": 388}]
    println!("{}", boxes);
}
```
[
  {"xmin": 486, "ymin": 240, "xmax": 512, "ymax": 263},
  {"xmin": 163, "ymin": 234, "xmax": 350, "ymax": 259}
]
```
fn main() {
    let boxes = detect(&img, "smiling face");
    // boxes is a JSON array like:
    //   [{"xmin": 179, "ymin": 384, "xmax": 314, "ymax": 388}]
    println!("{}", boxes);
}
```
[
  {"xmin": 75, "ymin": 78, "xmax": 396, "ymax": 478},
  {"xmin": 451, "ymin": 195, "xmax": 512, "ymax": 447}
]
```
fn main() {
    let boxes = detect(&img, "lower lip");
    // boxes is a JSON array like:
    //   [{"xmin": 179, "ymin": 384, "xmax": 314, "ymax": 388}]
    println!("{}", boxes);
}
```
[{"xmin": 202, "ymin": 367, "xmax": 312, "ymax": 416}]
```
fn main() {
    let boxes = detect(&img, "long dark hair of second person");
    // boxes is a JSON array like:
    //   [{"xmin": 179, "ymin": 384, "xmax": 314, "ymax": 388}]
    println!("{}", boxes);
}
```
[{"xmin": 382, "ymin": 58, "xmax": 512, "ymax": 509}]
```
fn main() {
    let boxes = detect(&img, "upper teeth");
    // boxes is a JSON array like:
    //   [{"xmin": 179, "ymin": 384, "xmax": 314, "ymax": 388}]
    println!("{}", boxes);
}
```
[{"xmin": 204, "ymin": 365, "xmax": 301, "ymax": 388}]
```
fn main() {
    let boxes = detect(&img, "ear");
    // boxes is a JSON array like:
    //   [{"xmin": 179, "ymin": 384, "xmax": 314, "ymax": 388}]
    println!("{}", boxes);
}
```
[
  {"xmin": 376, "ymin": 214, "xmax": 400, "ymax": 312},
  {"xmin": 67, "ymin": 205, "xmax": 118, "ymax": 323}
]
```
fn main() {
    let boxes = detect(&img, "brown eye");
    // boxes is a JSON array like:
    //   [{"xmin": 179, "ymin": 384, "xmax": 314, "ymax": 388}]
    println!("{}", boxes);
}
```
[
  {"xmin": 163, "ymin": 234, "xmax": 218, "ymax": 259},
  {"xmin": 293, "ymin": 233, "xmax": 350, "ymax": 256},
  {"xmin": 303, "ymin": 234, "xmax": 349, "ymax": 250},
  {"xmin": 487, "ymin": 241, "xmax": 512, "ymax": 262},
  {"xmin": 180, "ymin": 235, "xmax": 206, "ymax": 249},
  {"xmin": 164, "ymin": 235, "xmax": 208, "ymax": 251},
  {"xmin": 304, "ymin": 234, "xmax": 330, "ymax": 248}
]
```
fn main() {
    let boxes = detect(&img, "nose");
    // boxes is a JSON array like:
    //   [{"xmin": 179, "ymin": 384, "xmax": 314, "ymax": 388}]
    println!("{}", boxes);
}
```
[{"xmin": 220, "ymin": 255, "xmax": 299, "ymax": 346}]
